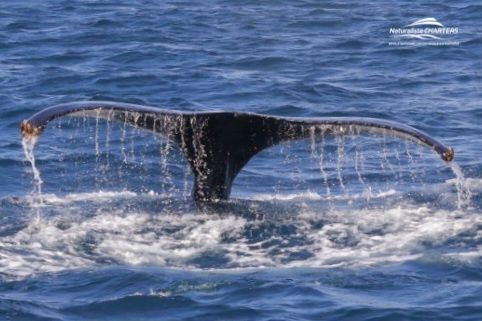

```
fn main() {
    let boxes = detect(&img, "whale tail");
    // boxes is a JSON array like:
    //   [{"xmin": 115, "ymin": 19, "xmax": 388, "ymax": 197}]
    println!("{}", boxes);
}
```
[{"xmin": 21, "ymin": 101, "xmax": 454, "ymax": 204}]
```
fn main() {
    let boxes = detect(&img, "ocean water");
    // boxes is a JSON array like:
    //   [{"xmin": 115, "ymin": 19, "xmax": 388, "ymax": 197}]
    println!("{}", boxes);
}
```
[{"xmin": 1, "ymin": 1, "xmax": 481, "ymax": 320}]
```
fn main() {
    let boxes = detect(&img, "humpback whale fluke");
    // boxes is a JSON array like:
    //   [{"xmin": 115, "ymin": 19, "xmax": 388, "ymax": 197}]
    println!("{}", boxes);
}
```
[{"xmin": 20, "ymin": 101, "xmax": 454, "ymax": 204}]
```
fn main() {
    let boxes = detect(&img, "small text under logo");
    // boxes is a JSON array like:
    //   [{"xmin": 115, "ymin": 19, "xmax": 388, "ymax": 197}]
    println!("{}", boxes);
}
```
[{"xmin": 388, "ymin": 18, "xmax": 459, "ymax": 46}]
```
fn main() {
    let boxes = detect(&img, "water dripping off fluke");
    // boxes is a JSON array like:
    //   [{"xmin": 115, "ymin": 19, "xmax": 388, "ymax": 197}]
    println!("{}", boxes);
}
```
[
  {"xmin": 309, "ymin": 126, "xmax": 331, "ymax": 197},
  {"xmin": 19, "ymin": 101, "xmax": 460, "ymax": 207},
  {"xmin": 448, "ymin": 162, "xmax": 472, "ymax": 209},
  {"xmin": 354, "ymin": 144, "xmax": 372, "ymax": 201},
  {"xmin": 21, "ymin": 135, "xmax": 44, "ymax": 216},
  {"xmin": 21, "ymin": 136, "xmax": 42, "ymax": 193},
  {"xmin": 335, "ymin": 135, "xmax": 346, "ymax": 194}
]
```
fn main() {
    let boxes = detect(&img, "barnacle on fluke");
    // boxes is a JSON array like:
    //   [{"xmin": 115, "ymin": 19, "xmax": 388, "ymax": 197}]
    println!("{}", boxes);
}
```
[{"xmin": 20, "ymin": 120, "xmax": 43, "ymax": 138}]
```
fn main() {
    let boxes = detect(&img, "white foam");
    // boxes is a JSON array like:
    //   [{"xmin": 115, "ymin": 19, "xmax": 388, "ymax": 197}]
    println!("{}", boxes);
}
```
[
  {"xmin": 294, "ymin": 205, "xmax": 482, "ymax": 268},
  {"xmin": 95, "ymin": 213, "xmax": 247, "ymax": 266},
  {"xmin": 446, "ymin": 177, "xmax": 482, "ymax": 192},
  {"xmin": 252, "ymin": 189, "xmax": 397, "ymax": 202},
  {"xmin": 443, "ymin": 245, "xmax": 482, "ymax": 263},
  {"xmin": 23, "ymin": 190, "xmax": 163, "ymax": 206},
  {"xmin": 26, "ymin": 190, "xmax": 138, "ymax": 205},
  {"xmin": 1, "ymin": 199, "xmax": 480, "ymax": 278}
]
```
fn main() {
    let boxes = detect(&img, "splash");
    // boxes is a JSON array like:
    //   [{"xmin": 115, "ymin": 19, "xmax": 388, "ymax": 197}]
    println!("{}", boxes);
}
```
[
  {"xmin": 1, "ymin": 195, "xmax": 480, "ymax": 278},
  {"xmin": 448, "ymin": 162, "xmax": 472, "ymax": 209}
]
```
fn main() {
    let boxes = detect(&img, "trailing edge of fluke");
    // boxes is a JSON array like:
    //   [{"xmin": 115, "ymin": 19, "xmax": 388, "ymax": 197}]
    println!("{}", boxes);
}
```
[{"xmin": 21, "ymin": 101, "xmax": 454, "ymax": 204}]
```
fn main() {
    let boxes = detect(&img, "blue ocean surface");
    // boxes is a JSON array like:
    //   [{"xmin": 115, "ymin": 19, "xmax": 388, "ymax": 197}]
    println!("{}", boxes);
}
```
[{"xmin": 1, "ymin": 1, "xmax": 481, "ymax": 320}]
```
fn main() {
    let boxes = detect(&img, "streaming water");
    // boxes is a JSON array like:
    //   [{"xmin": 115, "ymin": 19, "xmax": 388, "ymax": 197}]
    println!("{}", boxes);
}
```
[
  {"xmin": 94, "ymin": 109, "xmax": 100, "ymax": 158},
  {"xmin": 120, "ymin": 114, "xmax": 128, "ymax": 164},
  {"xmin": 448, "ymin": 161, "xmax": 473, "ymax": 209},
  {"xmin": 405, "ymin": 141, "xmax": 417, "ymax": 182},
  {"xmin": 309, "ymin": 127, "xmax": 330, "ymax": 197},
  {"xmin": 335, "ymin": 135, "xmax": 346, "ymax": 193},
  {"xmin": 21, "ymin": 137, "xmax": 42, "ymax": 195},
  {"xmin": 105, "ymin": 110, "xmax": 112, "ymax": 167},
  {"xmin": 21, "ymin": 136, "xmax": 44, "ymax": 219},
  {"xmin": 355, "ymin": 146, "xmax": 372, "ymax": 200},
  {"xmin": 160, "ymin": 139, "xmax": 173, "ymax": 193},
  {"xmin": 380, "ymin": 135, "xmax": 395, "ymax": 174}
]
